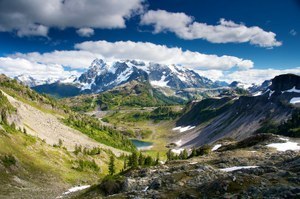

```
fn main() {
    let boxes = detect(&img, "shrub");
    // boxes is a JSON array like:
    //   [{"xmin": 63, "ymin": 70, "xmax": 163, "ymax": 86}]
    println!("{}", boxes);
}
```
[{"xmin": 1, "ymin": 154, "xmax": 17, "ymax": 167}]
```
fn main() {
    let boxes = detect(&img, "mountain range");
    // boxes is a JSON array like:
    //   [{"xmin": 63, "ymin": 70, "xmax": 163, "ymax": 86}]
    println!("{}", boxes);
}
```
[{"xmin": 15, "ymin": 59, "xmax": 234, "ymax": 99}]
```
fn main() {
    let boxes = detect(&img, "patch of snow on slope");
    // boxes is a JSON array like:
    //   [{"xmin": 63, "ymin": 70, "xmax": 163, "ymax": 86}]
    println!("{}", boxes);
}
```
[
  {"xmin": 267, "ymin": 139, "xmax": 300, "ymax": 151},
  {"xmin": 172, "ymin": 127, "xmax": 181, "ymax": 131},
  {"xmin": 253, "ymin": 91, "xmax": 262, "ymax": 96},
  {"xmin": 115, "ymin": 67, "xmax": 133, "ymax": 84},
  {"xmin": 172, "ymin": 126, "xmax": 195, "ymax": 133},
  {"xmin": 171, "ymin": 148, "xmax": 184, "ymax": 154},
  {"xmin": 175, "ymin": 139, "xmax": 182, "ymax": 146},
  {"xmin": 150, "ymin": 75, "xmax": 169, "ymax": 87},
  {"xmin": 282, "ymin": 86, "xmax": 300, "ymax": 94},
  {"xmin": 57, "ymin": 185, "xmax": 90, "ymax": 198},
  {"xmin": 268, "ymin": 90, "xmax": 275, "ymax": 99},
  {"xmin": 80, "ymin": 82, "xmax": 93, "ymax": 90},
  {"xmin": 290, "ymin": 97, "xmax": 300, "ymax": 104},
  {"xmin": 220, "ymin": 166, "xmax": 259, "ymax": 172},
  {"xmin": 211, "ymin": 144, "xmax": 222, "ymax": 151}
]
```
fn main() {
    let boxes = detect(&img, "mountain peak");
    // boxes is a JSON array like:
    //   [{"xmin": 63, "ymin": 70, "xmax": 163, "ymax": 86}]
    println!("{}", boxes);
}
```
[
  {"xmin": 75, "ymin": 59, "xmax": 215, "ymax": 93},
  {"xmin": 270, "ymin": 74, "xmax": 300, "ymax": 92}
]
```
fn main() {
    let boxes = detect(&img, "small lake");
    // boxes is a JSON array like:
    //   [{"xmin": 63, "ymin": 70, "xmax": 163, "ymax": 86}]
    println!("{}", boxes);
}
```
[{"xmin": 131, "ymin": 139, "xmax": 153, "ymax": 150}]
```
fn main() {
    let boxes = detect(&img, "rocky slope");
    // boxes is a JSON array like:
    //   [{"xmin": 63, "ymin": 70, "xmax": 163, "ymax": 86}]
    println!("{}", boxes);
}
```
[
  {"xmin": 76, "ymin": 134, "xmax": 300, "ymax": 199},
  {"xmin": 173, "ymin": 74, "xmax": 300, "ymax": 148}
]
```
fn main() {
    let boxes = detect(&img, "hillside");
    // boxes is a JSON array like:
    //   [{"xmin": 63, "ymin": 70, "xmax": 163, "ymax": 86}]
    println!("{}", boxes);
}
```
[
  {"xmin": 172, "ymin": 74, "xmax": 300, "ymax": 148},
  {"xmin": 62, "ymin": 80, "xmax": 184, "ymax": 112},
  {"xmin": 0, "ymin": 75, "xmax": 135, "ymax": 198}
]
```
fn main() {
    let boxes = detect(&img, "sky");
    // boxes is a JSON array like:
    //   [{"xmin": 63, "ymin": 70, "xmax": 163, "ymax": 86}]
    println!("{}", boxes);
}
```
[{"xmin": 0, "ymin": 0, "xmax": 300, "ymax": 84}]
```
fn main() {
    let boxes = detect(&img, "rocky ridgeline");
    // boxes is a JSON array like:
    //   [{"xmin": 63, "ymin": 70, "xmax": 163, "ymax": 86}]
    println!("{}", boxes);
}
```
[{"xmin": 80, "ymin": 134, "xmax": 300, "ymax": 199}]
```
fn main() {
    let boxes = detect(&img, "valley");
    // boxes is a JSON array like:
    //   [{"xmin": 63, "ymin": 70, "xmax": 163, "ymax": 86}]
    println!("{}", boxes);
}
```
[
  {"xmin": 1, "ymin": 1, "xmax": 300, "ymax": 198},
  {"xmin": 1, "ymin": 69, "xmax": 300, "ymax": 198}
]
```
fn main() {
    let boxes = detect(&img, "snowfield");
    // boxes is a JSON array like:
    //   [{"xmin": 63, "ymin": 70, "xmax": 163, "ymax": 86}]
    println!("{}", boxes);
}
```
[{"xmin": 267, "ymin": 140, "xmax": 300, "ymax": 152}]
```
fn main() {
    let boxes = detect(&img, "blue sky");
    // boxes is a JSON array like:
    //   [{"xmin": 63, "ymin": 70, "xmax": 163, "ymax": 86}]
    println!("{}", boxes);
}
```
[{"xmin": 0, "ymin": 0, "xmax": 299, "ymax": 83}]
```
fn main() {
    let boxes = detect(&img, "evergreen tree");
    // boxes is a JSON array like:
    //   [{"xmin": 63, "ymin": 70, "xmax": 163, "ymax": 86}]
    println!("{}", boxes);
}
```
[
  {"xmin": 155, "ymin": 152, "xmax": 160, "ymax": 165},
  {"xmin": 180, "ymin": 149, "xmax": 188, "ymax": 160},
  {"xmin": 167, "ymin": 149, "xmax": 175, "ymax": 161},
  {"xmin": 131, "ymin": 151, "xmax": 139, "ymax": 168},
  {"xmin": 123, "ymin": 156, "xmax": 127, "ymax": 170},
  {"xmin": 138, "ymin": 152, "xmax": 144, "ymax": 166},
  {"xmin": 144, "ymin": 156, "xmax": 153, "ymax": 166},
  {"xmin": 108, "ymin": 155, "xmax": 115, "ymax": 175},
  {"xmin": 190, "ymin": 148, "xmax": 197, "ymax": 158}
]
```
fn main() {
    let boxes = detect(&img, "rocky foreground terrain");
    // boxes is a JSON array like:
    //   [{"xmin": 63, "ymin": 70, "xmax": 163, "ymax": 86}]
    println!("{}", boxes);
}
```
[{"xmin": 72, "ymin": 134, "xmax": 300, "ymax": 199}]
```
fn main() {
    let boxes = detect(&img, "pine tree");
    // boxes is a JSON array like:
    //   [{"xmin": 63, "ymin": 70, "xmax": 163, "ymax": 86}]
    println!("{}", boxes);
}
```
[
  {"xmin": 108, "ymin": 155, "xmax": 115, "ymax": 175},
  {"xmin": 190, "ymin": 148, "xmax": 197, "ymax": 158},
  {"xmin": 167, "ymin": 149, "xmax": 174, "ymax": 161},
  {"xmin": 180, "ymin": 149, "xmax": 188, "ymax": 160},
  {"xmin": 138, "ymin": 152, "xmax": 144, "ymax": 166},
  {"xmin": 123, "ymin": 156, "xmax": 127, "ymax": 170},
  {"xmin": 155, "ymin": 152, "xmax": 160, "ymax": 165},
  {"xmin": 131, "ymin": 151, "xmax": 138, "ymax": 168},
  {"xmin": 144, "ymin": 156, "xmax": 153, "ymax": 166}
]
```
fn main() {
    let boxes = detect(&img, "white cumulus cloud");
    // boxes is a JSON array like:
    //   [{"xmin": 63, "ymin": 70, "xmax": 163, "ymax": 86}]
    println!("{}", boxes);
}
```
[
  {"xmin": 0, "ymin": 57, "xmax": 79, "ymax": 80},
  {"xmin": 196, "ymin": 68, "xmax": 300, "ymax": 84},
  {"xmin": 140, "ymin": 10, "xmax": 282, "ymax": 48},
  {"xmin": 76, "ymin": 28, "xmax": 94, "ymax": 37},
  {"xmin": 0, "ymin": 0, "xmax": 144, "ymax": 36},
  {"xmin": 75, "ymin": 40, "xmax": 254, "ymax": 70}
]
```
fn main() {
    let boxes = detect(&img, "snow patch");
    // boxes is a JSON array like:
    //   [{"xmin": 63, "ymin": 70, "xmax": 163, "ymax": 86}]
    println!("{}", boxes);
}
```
[
  {"xmin": 143, "ymin": 186, "xmax": 149, "ymax": 192},
  {"xmin": 150, "ymin": 75, "xmax": 169, "ymax": 87},
  {"xmin": 282, "ymin": 86, "xmax": 300, "ymax": 94},
  {"xmin": 268, "ymin": 90, "xmax": 275, "ymax": 99},
  {"xmin": 267, "ymin": 139, "xmax": 300, "ymax": 151},
  {"xmin": 172, "ymin": 126, "xmax": 195, "ymax": 133},
  {"xmin": 220, "ymin": 166, "xmax": 259, "ymax": 172},
  {"xmin": 211, "ymin": 144, "xmax": 222, "ymax": 151},
  {"xmin": 171, "ymin": 148, "xmax": 184, "ymax": 154},
  {"xmin": 290, "ymin": 97, "xmax": 300, "ymax": 104},
  {"xmin": 253, "ymin": 91, "xmax": 262, "ymax": 96},
  {"xmin": 57, "ymin": 185, "xmax": 91, "ymax": 198},
  {"xmin": 175, "ymin": 139, "xmax": 182, "ymax": 146}
]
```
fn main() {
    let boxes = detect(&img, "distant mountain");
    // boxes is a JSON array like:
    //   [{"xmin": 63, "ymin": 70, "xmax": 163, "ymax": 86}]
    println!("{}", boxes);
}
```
[
  {"xmin": 175, "ymin": 74, "xmax": 300, "ymax": 148},
  {"xmin": 75, "ymin": 59, "xmax": 215, "ymax": 93},
  {"xmin": 229, "ymin": 81, "xmax": 254, "ymax": 90},
  {"xmin": 14, "ymin": 74, "xmax": 58, "ymax": 87},
  {"xmin": 25, "ymin": 59, "xmax": 225, "ymax": 98}
]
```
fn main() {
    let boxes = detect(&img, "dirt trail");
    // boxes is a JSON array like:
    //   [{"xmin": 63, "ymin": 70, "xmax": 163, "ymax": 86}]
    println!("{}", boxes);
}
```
[{"xmin": 1, "ymin": 90, "xmax": 127, "ymax": 156}]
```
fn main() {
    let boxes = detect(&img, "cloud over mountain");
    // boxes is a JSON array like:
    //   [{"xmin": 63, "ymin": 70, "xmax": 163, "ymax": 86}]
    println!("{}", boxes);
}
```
[
  {"xmin": 75, "ymin": 40, "xmax": 254, "ymax": 70},
  {"xmin": 140, "ymin": 10, "xmax": 282, "ymax": 48}
]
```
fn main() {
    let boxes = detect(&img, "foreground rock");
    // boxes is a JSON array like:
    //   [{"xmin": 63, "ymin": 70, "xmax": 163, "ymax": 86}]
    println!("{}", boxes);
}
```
[{"xmin": 77, "ymin": 134, "xmax": 300, "ymax": 199}]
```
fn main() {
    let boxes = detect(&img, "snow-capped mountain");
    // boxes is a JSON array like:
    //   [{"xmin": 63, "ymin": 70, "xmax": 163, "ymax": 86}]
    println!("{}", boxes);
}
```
[
  {"xmin": 229, "ymin": 81, "xmax": 255, "ymax": 90},
  {"xmin": 14, "ymin": 74, "xmax": 58, "ymax": 87},
  {"xmin": 75, "ymin": 59, "xmax": 214, "ymax": 93},
  {"xmin": 15, "ymin": 74, "xmax": 77, "ymax": 87}
]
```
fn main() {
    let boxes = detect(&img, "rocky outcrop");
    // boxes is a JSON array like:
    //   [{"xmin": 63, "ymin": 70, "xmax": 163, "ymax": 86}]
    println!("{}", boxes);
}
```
[{"xmin": 80, "ymin": 134, "xmax": 300, "ymax": 199}]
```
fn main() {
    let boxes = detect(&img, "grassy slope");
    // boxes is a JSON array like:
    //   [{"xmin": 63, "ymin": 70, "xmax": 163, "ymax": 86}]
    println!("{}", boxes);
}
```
[
  {"xmin": 0, "ymin": 125, "xmax": 123, "ymax": 198},
  {"xmin": 0, "ymin": 75, "xmax": 135, "ymax": 152},
  {"xmin": 0, "ymin": 75, "xmax": 131, "ymax": 197}
]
